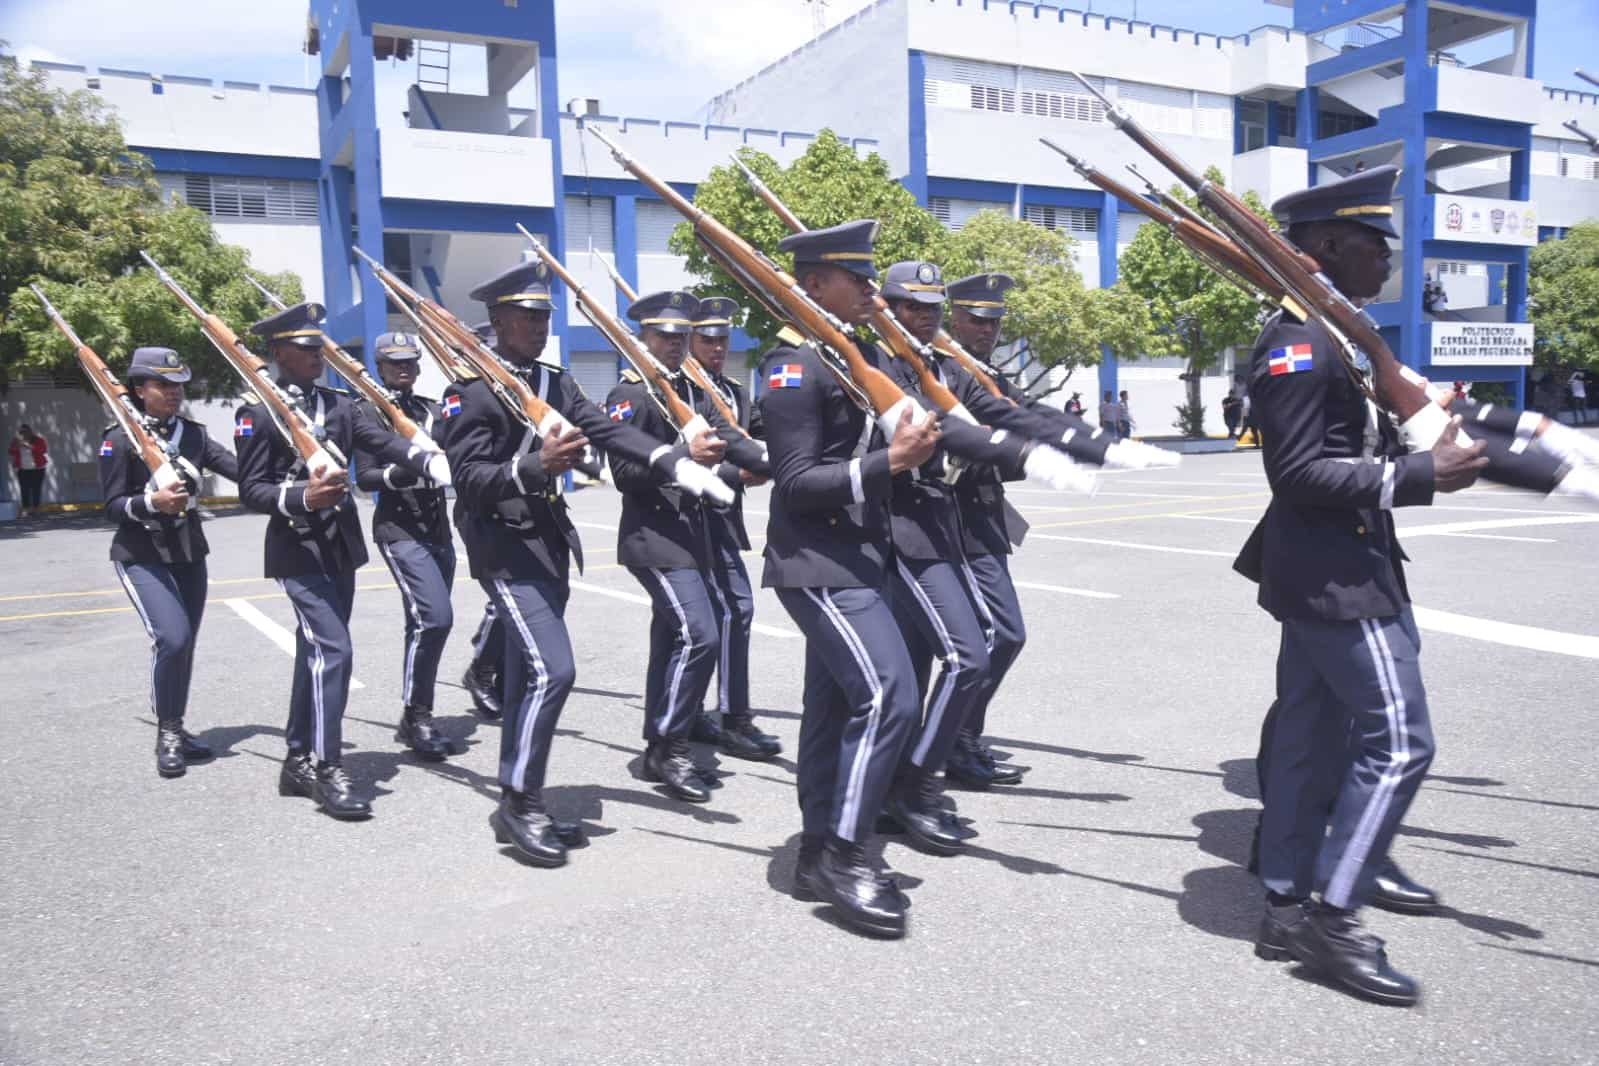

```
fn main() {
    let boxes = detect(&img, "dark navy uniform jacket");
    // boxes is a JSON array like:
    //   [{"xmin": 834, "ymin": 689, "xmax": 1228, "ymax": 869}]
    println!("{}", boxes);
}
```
[
  {"xmin": 235, "ymin": 383, "xmax": 425, "ymax": 579},
  {"xmin": 702, "ymin": 370, "xmax": 763, "ymax": 551},
  {"xmin": 1233, "ymin": 312, "xmax": 1435, "ymax": 621},
  {"xmin": 928, "ymin": 353, "xmax": 1042, "ymax": 559},
  {"xmin": 605, "ymin": 369, "xmax": 770, "ymax": 571},
  {"xmin": 444, "ymin": 360, "xmax": 692, "ymax": 583},
  {"xmin": 353, "ymin": 392, "xmax": 450, "ymax": 546},
  {"xmin": 759, "ymin": 344, "xmax": 896, "ymax": 590},
  {"xmin": 98, "ymin": 417, "xmax": 238, "ymax": 565}
]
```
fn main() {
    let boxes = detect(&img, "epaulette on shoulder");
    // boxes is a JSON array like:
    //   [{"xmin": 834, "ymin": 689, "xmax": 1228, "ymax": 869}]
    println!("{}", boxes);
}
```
[
  {"xmin": 619, "ymin": 368, "xmax": 644, "ymax": 385},
  {"xmin": 240, "ymin": 390, "xmax": 262, "ymax": 406},
  {"xmin": 101, "ymin": 422, "xmax": 120, "ymax": 439},
  {"xmin": 320, "ymin": 384, "xmax": 353, "ymax": 397}
]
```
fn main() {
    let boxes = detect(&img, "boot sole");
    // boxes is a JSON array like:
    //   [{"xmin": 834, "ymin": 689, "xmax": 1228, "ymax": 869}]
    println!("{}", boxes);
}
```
[
  {"xmin": 1287, "ymin": 940, "xmax": 1420, "ymax": 1006},
  {"xmin": 157, "ymin": 764, "xmax": 187, "ymax": 779},
  {"xmin": 395, "ymin": 731, "xmax": 451, "ymax": 762},
  {"xmin": 813, "ymin": 885, "xmax": 906, "ymax": 939},
  {"xmin": 717, "ymin": 745, "xmax": 780, "ymax": 762},
  {"xmin": 490, "ymin": 814, "xmax": 568, "ymax": 868},
  {"xmin": 317, "ymin": 805, "xmax": 373, "ymax": 821},
  {"xmin": 1254, "ymin": 941, "xmax": 1292, "ymax": 962},
  {"xmin": 662, "ymin": 786, "xmax": 711, "ymax": 804},
  {"xmin": 1369, "ymin": 896, "xmax": 1443, "ymax": 917}
]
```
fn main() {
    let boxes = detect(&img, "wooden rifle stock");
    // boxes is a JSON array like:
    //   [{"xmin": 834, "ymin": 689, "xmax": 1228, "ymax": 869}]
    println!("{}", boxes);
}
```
[
  {"xmin": 727, "ymin": 153, "xmax": 975, "ymax": 420},
  {"xmin": 246, "ymin": 276, "xmax": 438, "ymax": 453},
  {"xmin": 515, "ymin": 225, "xmax": 705, "ymax": 435},
  {"xmin": 139, "ymin": 252, "xmax": 343, "ymax": 473},
  {"xmin": 587, "ymin": 125, "xmax": 912, "ymax": 421},
  {"xmin": 29, "ymin": 284, "xmax": 189, "ymax": 489}
]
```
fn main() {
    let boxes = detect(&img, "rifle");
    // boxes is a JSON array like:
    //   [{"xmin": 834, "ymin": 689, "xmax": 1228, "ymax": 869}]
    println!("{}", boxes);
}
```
[
  {"xmin": 140, "ymin": 252, "xmax": 344, "ymax": 476},
  {"xmin": 516, "ymin": 224, "xmax": 716, "ymax": 444},
  {"xmin": 588, "ymin": 124, "xmax": 1097, "ymax": 494},
  {"xmin": 29, "ymin": 284, "xmax": 198, "ymax": 494},
  {"xmin": 727, "ymin": 154, "xmax": 979, "ymax": 424},
  {"xmin": 592, "ymin": 254, "xmax": 753, "ymax": 438},
  {"xmin": 247, "ymin": 276, "xmax": 442, "ymax": 455}
]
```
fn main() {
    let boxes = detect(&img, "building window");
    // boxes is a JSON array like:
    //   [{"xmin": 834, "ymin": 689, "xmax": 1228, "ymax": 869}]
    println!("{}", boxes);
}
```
[
  {"xmin": 1023, "ymin": 204, "xmax": 1098, "ymax": 236},
  {"xmin": 1276, "ymin": 104, "xmax": 1298, "ymax": 141},
  {"xmin": 564, "ymin": 195, "xmax": 615, "ymax": 254},
  {"xmin": 930, "ymin": 197, "xmax": 1007, "ymax": 231},
  {"xmin": 1317, "ymin": 110, "xmax": 1375, "ymax": 140},
  {"xmin": 179, "ymin": 174, "xmax": 318, "ymax": 221}
]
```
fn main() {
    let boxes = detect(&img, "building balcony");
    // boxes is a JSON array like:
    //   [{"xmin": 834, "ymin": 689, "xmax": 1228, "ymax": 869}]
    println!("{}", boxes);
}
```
[
  {"xmin": 1431, "ymin": 66, "xmax": 1543, "ymax": 124},
  {"xmin": 379, "ymin": 127, "xmax": 554, "ymax": 207},
  {"xmin": 1230, "ymin": 145, "xmax": 1308, "ymax": 204}
]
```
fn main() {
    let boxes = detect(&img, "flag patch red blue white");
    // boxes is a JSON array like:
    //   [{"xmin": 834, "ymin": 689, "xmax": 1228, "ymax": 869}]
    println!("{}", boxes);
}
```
[
  {"xmin": 442, "ymin": 394, "xmax": 462, "ymax": 419},
  {"xmin": 608, "ymin": 400, "xmax": 634, "ymax": 422},
  {"xmin": 100, "ymin": 439, "xmax": 116, "ymax": 457},
  {"xmin": 768, "ymin": 363, "xmax": 804, "ymax": 389},
  {"xmin": 234, "ymin": 416, "xmax": 254, "ymax": 438},
  {"xmin": 1268, "ymin": 344, "xmax": 1314, "ymax": 376}
]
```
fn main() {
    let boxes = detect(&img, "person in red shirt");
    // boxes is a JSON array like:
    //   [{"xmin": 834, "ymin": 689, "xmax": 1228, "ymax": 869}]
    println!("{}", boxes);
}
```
[{"xmin": 8, "ymin": 424, "xmax": 49, "ymax": 516}]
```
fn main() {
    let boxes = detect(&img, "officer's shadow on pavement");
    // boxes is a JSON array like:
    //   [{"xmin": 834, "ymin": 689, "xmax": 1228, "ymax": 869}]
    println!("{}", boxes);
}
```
[{"xmin": 136, "ymin": 715, "xmax": 283, "ymax": 760}]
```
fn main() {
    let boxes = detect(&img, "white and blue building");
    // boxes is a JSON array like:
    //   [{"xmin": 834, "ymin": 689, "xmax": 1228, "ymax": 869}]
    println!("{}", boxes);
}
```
[{"xmin": 10, "ymin": 0, "xmax": 1598, "ymax": 502}]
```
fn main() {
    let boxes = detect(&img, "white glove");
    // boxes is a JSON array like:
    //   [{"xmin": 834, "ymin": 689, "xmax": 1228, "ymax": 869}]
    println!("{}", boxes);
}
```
[
  {"xmin": 1102, "ymin": 439, "xmax": 1181, "ymax": 470},
  {"xmin": 425, "ymin": 453, "xmax": 453, "ymax": 487},
  {"xmin": 1533, "ymin": 417, "xmax": 1599, "ymax": 469},
  {"xmin": 672, "ymin": 457, "xmax": 736, "ymax": 507},
  {"xmin": 1023, "ymin": 445, "xmax": 1097, "ymax": 496}
]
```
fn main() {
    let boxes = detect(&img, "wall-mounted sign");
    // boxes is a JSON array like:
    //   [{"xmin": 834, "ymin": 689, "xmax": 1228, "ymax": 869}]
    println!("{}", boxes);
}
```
[
  {"xmin": 1432, "ymin": 194, "xmax": 1538, "ymax": 247},
  {"xmin": 1430, "ymin": 322, "xmax": 1534, "ymax": 366}
]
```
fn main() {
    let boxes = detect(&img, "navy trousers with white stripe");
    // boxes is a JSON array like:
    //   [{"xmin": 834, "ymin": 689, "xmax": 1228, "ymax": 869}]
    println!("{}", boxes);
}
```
[
  {"xmin": 482, "ymin": 576, "xmax": 576, "ymax": 794},
  {"xmin": 1259, "ymin": 608, "xmax": 1435, "ymax": 909},
  {"xmin": 375, "ymin": 539, "xmax": 456, "ymax": 710},
  {"xmin": 470, "ymin": 603, "xmax": 504, "ymax": 675},
  {"xmin": 776, "ymin": 586, "xmax": 919, "ymax": 844},
  {"xmin": 958, "ymin": 552, "xmax": 1027, "ymax": 739},
  {"xmin": 890, "ymin": 558, "xmax": 992, "ymax": 775},
  {"xmin": 703, "ymin": 525, "xmax": 756, "ymax": 719},
  {"xmin": 114, "ymin": 559, "xmax": 208, "ymax": 724},
  {"xmin": 628, "ymin": 566, "xmax": 721, "ymax": 743},
  {"xmin": 278, "ymin": 569, "xmax": 357, "ymax": 764}
]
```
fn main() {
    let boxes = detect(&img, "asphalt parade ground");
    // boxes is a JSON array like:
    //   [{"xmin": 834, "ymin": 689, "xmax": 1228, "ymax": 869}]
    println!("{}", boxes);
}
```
[{"xmin": 2, "ymin": 445, "xmax": 1596, "ymax": 1066}]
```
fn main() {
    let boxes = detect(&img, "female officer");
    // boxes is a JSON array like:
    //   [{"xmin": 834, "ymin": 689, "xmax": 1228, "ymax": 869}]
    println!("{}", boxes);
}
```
[{"xmin": 99, "ymin": 347, "xmax": 239, "ymax": 778}]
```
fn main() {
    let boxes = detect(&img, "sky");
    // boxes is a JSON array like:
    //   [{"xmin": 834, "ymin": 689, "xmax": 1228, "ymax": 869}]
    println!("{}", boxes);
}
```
[{"xmin": 2, "ymin": 0, "xmax": 1595, "ymax": 122}]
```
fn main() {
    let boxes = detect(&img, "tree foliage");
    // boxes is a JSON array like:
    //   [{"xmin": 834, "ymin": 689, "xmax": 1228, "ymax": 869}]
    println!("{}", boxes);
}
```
[
  {"xmin": 1529, "ymin": 220, "xmax": 1599, "ymax": 372},
  {"xmin": 1117, "ymin": 166, "xmax": 1269, "ymax": 434},
  {"xmin": 0, "ymin": 55, "xmax": 302, "ymax": 393}
]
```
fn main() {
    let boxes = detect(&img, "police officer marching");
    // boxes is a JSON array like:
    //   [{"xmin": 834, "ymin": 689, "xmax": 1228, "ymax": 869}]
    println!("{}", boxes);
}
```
[
  {"xmin": 100, "ymin": 347, "xmax": 239, "ymax": 777},
  {"xmin": 685, "ymin": 296, "xmax": 783, "ymax": 763},
  {"xmin": 458, "ymin": 323, "xmax": 507, "ymax": 723},
  {"xmin": 355, "ymin": 331, "xmax": 456, "ymax": 762},
  {"xmin": 760, "ymin": 220, "xmax": 940, "ymax": 937},
  {"xmin": 235, "ymin": 302, "xmax": 444, "ymax": 820},
  {"xmin": 1236, "ymin": 165, "xmax": 1489, "ymax": 1006},
  {"xmin": 604, "ymin": 290, "xmax": 770, "ymax": 803}
]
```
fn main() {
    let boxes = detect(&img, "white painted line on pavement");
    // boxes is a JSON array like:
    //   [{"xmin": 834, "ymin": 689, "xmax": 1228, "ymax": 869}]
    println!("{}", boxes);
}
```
[
  {"xmin": 1397, "ymin": 515, "xmax": 1599, "ymax": 538},
  {"xmin": 572, "ymin": 520, "xmax": 619, "ymax": 532},
  {"xmin": 1012, "ymin": 581, "xmax": 1119, "ymax": 600},
  {"xmin": 1174, "ymin": 514, "xmax": 1258, "ymax": 525},
  {"xmin": 1436, "ymin": 532, "xmax": 1556, "ymax": 543},
  {"xmin": 1028, "ymin": 533, "xmax": 1234, "ymax": 557},
  {"xmin": 224, "ymin": 598, "xmax": 365, "ymax": 690},
  {"xmin": 569, "ymin": 580, "xmax": 799, "ymax": 639},
  {"xmin": 1412, "ymin": 607, "xmax": 1599, "ymax": 660}
]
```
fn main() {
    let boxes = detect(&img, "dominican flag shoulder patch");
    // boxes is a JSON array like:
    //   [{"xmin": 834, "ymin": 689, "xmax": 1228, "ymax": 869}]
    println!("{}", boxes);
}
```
[
  {"xmin": 99, "ymin": 439, "xmax": 116, "ymax": 457},
  {"xmin": 1267, "ymin": 344, "xmax": 1314, "ymax": 376},
  {"xmin": 234, "ymin": 416, "xmax": 254, "ymax": 438},
  {"xmin": 768, "ymin": 363, "xmax": 804, "ymax": 389},
  {"xmin": 442, "ymin": 394, "xmax": 462, "ymax": 419},
  {"xmin": 608, "ymin": 400, "xmax": 634, "ymax": 422}
]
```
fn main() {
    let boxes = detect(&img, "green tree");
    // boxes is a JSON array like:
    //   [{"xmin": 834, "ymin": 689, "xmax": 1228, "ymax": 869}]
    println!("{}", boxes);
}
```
[
  {"xmin": 0, "ymin": 54, "xmax": 301, "ymax": 393},
  {"xmin": 1529, "ymin": 220, "xmax": 1599, "ymax": 372},
  {"xmin": 669, "ymin": 129, "xmax": 951, "ymax": 352},
  {"xmin": 1117, "ymin": 167, "xmax": 1269, "ymax": 435}
]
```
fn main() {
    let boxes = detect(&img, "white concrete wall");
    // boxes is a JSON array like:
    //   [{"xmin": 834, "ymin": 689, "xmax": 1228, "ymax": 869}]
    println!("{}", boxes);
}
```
[
  {"xmin": 34, "ymin": 63, "xmax": 318, "ymax": 160},
  {"xmin": 209, "ymin": 221, "xmax": 326, "ymax": 303},
  {"xmin": 1231, "ymin": 145, "xmax": 1310, "ymax": 205},
  {"xmin": 704, "ymin": 0, "xmax": 910, "ymax": 175},
  {"xmin": 558, "ymin": 113, "xmax": 880, "ymax": 184},
  {"xmin": 381, "ymin": 127, "xmax": 555, "ymax": 207}
]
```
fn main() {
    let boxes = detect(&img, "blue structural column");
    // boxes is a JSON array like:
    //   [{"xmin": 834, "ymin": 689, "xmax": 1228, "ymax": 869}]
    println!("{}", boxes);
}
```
[
  {"xmin": 1296, "ymin": 86, "xmax": 1319, "ymax": 186},
  {"xmin": 536, "ymin": 9, "xmax": 571, "ymax": 371},
  {"xmin": 1396, "ymin": 0, "xmax": 1431, "ymax": 371},
  {"xmin": 1096, "ymin": 192, "xmax": 1120, "ymax": 403},
  {"xmin": 1506, "ymin": 139, "xmax": 1532, "ymax": 408},
  {"xmin": 905, "ymin": 50, "xmax": 929, "ymax": 204},
  {"xmin": 613, "ymin": 194, "xmax": 639, "ymax": 378}
]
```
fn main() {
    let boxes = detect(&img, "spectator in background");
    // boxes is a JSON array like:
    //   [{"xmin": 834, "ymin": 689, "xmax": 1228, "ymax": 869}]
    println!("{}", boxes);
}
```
[
  {"xmin": 8, "ymin": 424, "xmax": 49, "ymax": 517},
  {"xmin": 1118, "ymin": 389, "xmax": 1135, "ymax": 440},
  {"xmin": 1569, "ymin": 371, "xmax": 1588, "ymax": 426},
  {"xmin": 1223, "ymin": 376, "xmax": 1244, "ymax": 439},
  {"xmin": 1099, "ymin": 390, "xmax": 1124, "ymax": 440},
  {"xmin": 1066, "ymin": 392, "xmax": 1085, "ymax": 417}
]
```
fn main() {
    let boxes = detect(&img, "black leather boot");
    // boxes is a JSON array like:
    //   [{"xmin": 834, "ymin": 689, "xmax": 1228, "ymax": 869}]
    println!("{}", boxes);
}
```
[
  {"xmin": 277, "ymin": 752, "xmax": 316, "ymax": 798},
  {"xmin": 689, "ymin": 710, "xmax": 724, "ymax": 745},
  {"xmin": 1288, "ymin": 903, "xmax": 1420, "ymax": 1006},
  {"xmin": 313, "ymin": 762, "xmax": 373, "ymax": 821},
  {"xmin": 942, "ymin": 735, "xmax": 995, "ymax": 790},
  {"xmin": 719, "ymin": 713, "xmax": 782, "ymax": 761},
  {"xmin": 888, "ymin": 773, "xmax": 965, "ymax": 856},
  {"xmin": 178, "ymin": 729, "xmax": 213, "ymax": 762},
  {"xmin": 643, "ymin": 739, "xmax": 710, "ymax": 803},
  {"xmin": 969, "ymin": 733, "xmax": 1024, "ymax": 785},
  {"xmin": 1370, "ymin": 859, "xmax": 1442, "ymax": 915},
  {"xmin": 815, "ymin": 838, "xmax": 907, "ymax": 938},
  {"xmin": 490, "ymin": 788, "xmax": 568, "ymax": 867},
  {"xmin": 396, "ymin": 705, "xmax": 451, "ymax": 761},
  {"xmin": 462, "ymin": 662, "xmax": 502, "ymax": 721},
  {"xmin": 793, "ymin": 841, "xmax": 911, "ymax": 909},
  {"xmin": 1254, "ymin": 897, "xmax": 1309, "ymax": 961},
  {"xmin": 155, "ymin": 721, "xmax": 186, "ymax": 778}
]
